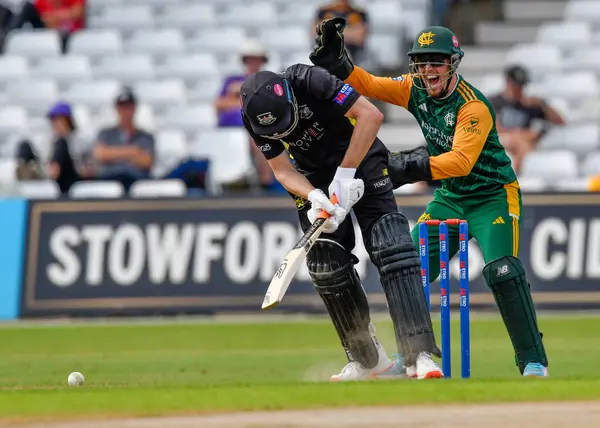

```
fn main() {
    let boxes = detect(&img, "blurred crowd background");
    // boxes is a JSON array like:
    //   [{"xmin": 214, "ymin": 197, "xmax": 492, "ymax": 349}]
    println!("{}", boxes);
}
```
[{"xmin": 0, "ymin": 0, "xmax": 598, "ymax": 200}]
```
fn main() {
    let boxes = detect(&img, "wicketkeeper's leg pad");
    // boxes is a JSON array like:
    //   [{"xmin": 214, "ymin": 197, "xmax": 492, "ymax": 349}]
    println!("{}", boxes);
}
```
[
  {"xmin": 483, "ymin": 256, "xmax": 548, "ymax": 373},
  {"xmin": 368, "ymin": 212, "xmax": 441, "ymax": 366},
  {"xmin": 307, "ymin": 239, "xmax": 379, "ymax": 369}
]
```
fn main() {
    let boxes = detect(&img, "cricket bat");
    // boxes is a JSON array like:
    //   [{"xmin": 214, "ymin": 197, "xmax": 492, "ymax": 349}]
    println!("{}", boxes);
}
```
[{"xmin": 261, "ymin": 195, "xmax": 338, "ymax": 310}]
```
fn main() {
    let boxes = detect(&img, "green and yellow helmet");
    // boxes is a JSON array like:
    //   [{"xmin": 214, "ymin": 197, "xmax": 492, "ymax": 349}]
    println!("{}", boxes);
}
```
[{"xmin": 407, "ymin": 26, "xmax": 465, "ymax": 93}]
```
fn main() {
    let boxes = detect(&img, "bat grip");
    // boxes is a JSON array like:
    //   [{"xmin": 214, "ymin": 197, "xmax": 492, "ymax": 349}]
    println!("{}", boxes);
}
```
[{"xmin": 316, "ymin": 194, "xmax": 339, "ymax": 219}]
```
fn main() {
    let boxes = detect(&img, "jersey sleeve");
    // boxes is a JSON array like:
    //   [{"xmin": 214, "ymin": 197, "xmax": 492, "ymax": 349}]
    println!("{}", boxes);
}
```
[
  {"xmin": 242, "ymin": 115, "xmax": 285, "ymax": 160},
  {"xmin": 302, "ymin": 66, "xmax": 360, "ymax": 114},
  {"xmin": 429, "ymin": 100, "xmax": 494, "ymax": 180},
  {"xmin": 345, "ymin": 66, "xmax": 413, "ymax": 109}
]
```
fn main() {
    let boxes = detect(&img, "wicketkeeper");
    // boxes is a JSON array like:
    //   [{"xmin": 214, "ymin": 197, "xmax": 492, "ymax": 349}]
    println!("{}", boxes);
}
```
[
  {"xmin": 240, "ymin": 65, "xmax": 443, "ymax": 380},
  {"xmin": 310, "ymin": 18, "xmax": 549, "ymax": 377}
]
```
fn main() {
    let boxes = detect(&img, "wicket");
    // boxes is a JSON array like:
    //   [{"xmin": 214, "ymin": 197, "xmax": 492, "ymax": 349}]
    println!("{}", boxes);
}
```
[{"xmin": 418, "ymin": 219, "xmax": 470, "ymax": 379}]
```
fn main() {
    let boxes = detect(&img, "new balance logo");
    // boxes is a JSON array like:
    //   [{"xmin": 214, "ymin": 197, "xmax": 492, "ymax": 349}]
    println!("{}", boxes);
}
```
[
  {"xmin": 492, "ymin": 217, "xmax": 505, "ymax": 225},
  {"xmin": 496, "ymin": 265, "xmax": 509, "ymax": 277},
  {"xmin": 419, "ymin": 103, "xmax": 427, "ymax": 112}
]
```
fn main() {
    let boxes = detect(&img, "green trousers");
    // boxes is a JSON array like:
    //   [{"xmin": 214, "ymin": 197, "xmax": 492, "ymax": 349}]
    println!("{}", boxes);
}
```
[{"xmin": 411, "ymin": 181, "xmax": 522, "ymax": 281}]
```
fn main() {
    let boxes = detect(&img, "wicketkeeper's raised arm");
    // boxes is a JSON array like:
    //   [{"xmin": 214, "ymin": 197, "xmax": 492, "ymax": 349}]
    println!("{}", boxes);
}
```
[{"xmin": 345, "ymin": 67, "xmax": 412, "ymax": 109}]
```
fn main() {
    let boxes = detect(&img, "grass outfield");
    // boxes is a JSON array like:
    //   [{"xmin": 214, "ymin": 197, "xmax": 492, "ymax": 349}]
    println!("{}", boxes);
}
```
[{"xmin": 0, "ymin": 314, "xmax": 599, "ymax": 422}]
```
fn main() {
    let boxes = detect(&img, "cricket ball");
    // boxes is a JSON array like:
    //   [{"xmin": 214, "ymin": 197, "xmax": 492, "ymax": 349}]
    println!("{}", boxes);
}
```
[{"xmin": 68, "ymin": 372, "xmax": 85, "ymax": 386}]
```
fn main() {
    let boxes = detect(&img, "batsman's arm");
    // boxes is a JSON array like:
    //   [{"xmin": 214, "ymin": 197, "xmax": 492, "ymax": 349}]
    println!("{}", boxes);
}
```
[
  {"xmin": 429, "ymin": 100, "xmax": 493, "ymax": 179},
  {"xmin": 267, "ymin": 151, "xmax": 316, "ymax": 199},
  {"xmin": 340, "ymin": 95, "xmax": 384, "ymax": 169},
  {"xmin": 345, "ymin": 67, "xmax": 413, "ymax": 109}
]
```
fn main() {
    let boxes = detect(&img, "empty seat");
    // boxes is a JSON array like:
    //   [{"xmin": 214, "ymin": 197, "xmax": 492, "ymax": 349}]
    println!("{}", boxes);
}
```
[
  {"xmin": 365, "ymin": 1, "xmax": 403, "ymax": 32},
  {"xmin": 126, "ymin": 29, "xmax": 185, "ymax": 55},
  {"xmin": 91, "ymin": 6, "xmax": 154, "ymax": 31},
  {"xmin": 129, "ymin": 179, "xmax": 187, "ymax": 198},
  {"xmin": 505, "ymin": 44, "xmax": 562, "ymax": 74},
  {"xmin": 159, "ymin": 104, "xmax": 217, "ymax": 132},
  {"xmin": 63, "ymin": 80, "xmax": 121, "ymax": 107},
  {"xmin": 282, "ymin": 51, "xmax": 313, "ymax": 69},
  {"xmin": 537, "ymin": 21, "xmax": 592, "ymax": 47},
  {"xmin": 156, "ymin": 129, "xmax": 188, "ymax": 158},
  {"xmin": 538, "ymin": 124, "xmax": 599, "ymax": 152},
  {"xmin": 552, "ymin": 178, "xmax": 591, "ymax": 192},
  {"xmin": 565, "ymin": 1, "xmax": 600, "ymax": 22},
  {"xmin": 33, "ymin": 56, "xmax": 92, "ymax": 83},
  {"xmin": 520, "ymin": 150, "xmax": 578, "ymax": 179},
  {"xmin": 582, "ymin": 151, "xmax": 600, "ymax": 176},
  {"xmin": 401, "ymin": 9, "xmax": 426, "ymax": 39},
  {"xmin": 18, "ymin": 180, "xmax": 61, "ymax": 199},
  {"xmin": 219, "ymin": 3, "xmax": 278, "ymax": 28},
  {"xmin": 0, "ymin": 158, "xmax": 17, "ymax": 183},
  {"xmin": 67, "ymin": 30, "xmax": 123, "ymax": 57},
  {"xmin": 478, "ymin": 73, "xmax": 504, "ymax": 97},
  {"xmin": 516, "ymin": 177, "xmax": 548, "ymax": 193},
  {"xmin": 187, "ymin": 28, "xmax": 247, "ymax": 52},
  {"xmin": 6, "ymin": 79, "xmax": 59, "ymax": 109},
  {"xmin": 155, "ymin": 53, "xmax": 220, "ymax": 81},
  {"xmin": 68, "ymin": 181, "xmax": 125, "ymax": 199},
  {"xmin": 94, "ymin": 55, "xmax": 155, "ymax": 83},
  {"xmin": 566, "ymin": 47, "xmax": 600, "ymax": 72},
  {"xmin": 279, "ymin": 4, "xmax": 318, "ymax": 26},
  {"xmin": 157, "ymin": 4, "xmax": 217, "ymax": 31},
  {"xmin": 0, "ymin": 56, "xmax": 30, "ymax": 80},
  {"xmin": 259, "ymin": 26, "xmax": 311, "ymax": 52},
  {"xmin": 187, "ymin": 78, "xmax": 224, "ymax": 103},
  {"xmin": 4, "ymin": 30, "xmax": 61, "ymax": 58},
  {"xmin": 0, "ymin": 106, "xmax": 28, "ymax": 134},
  {"xmin": 529, "ymin": 72, "xmax": 599, "ymax": 100},
  {"xmin": 191, "ymin": 128, "xmax": 253, "ymax": 185},
  {"xmin": 133, "ymin": 80, "xmax": 187, "ymax": 106},
  {"xmin": 367, "ymin": 34, "xmax": 402, "ymax": 69}
]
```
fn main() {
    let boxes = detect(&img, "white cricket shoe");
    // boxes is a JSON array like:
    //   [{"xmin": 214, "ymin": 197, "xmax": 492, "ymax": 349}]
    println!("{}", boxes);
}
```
[
  {"xmin": 330, "ymin": 341, "xmax": 394, "ymax": 382},
  {"xmin": 405, "ymin": 352, "xmax": 444, "ymax": 379}
]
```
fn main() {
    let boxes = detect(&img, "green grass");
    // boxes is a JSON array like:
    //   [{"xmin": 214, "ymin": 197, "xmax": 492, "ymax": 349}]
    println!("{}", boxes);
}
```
[{"xmin": 1, "ymin": 314, "xmax": 600, "ymax": 422}]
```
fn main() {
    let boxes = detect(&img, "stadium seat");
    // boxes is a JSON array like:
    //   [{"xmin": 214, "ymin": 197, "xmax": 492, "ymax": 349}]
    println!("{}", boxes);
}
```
[
  {"xmin": 18, "ymin": 180, "xmax": 60, "ymax": 199},
  {"xmin": 0, "ymin": 106, "xmax": 28, "ymax": 135},
  {"xmin": 126, "ymin": 29, "xmax": 185, "ymax": 56},
  {"xmin": 90, "ymin": 6, "xmax": 155, "ymax": 31},
  {"xmin": 393, "ymin": 183, "xmax": 426, "ymax": 195},
  {"xmin": 67, "ymin": 30, "xmax": 123, "ymax": 58},
  {"xmin": 401, "ymin": 9, "xmax": 427, "ymax": 38},
  {"xmin": 282, "ymin": 51, "xmax": 313, "ymax": 69},
  {"xmin": 155, "ymin": 53, "xmax": 220, "ymax": 81},
  {"xmin": 191, "ymin": 128, "xmax": 254, "ymax": 187},
  {"xmin": 187, "ymin": 78, "xmax": 224, "ymax": 103},
  {"xmin": 33, "ymin": 56, "xmax": 93, "ymax": 86},
  {"xmin": 582, "ymin": 152, "xmax": 600, "ymax": 176},
  {"xmin": 159, "ymin": 104, "xmax": 217, "ymax": 132},
  {"xmin": 537, "ymin": 124, "xmax": 599, "ymax": 153},
  {"xmin": 68, "ymin": 181, "xmax": 126, "ymax": 199},
  {"xmin": 505, "ymin": 44, "xmax": 562, "ymax": 74},
  {"xmin": 376, "ymin": 125, "xmax": 425, "ymax": 151},
  {"xmin": 278, "ymin": 4, "xmax": 317, "ymax": 26},
  {"xmin": 478, "ymin": 73, "xmax": 504, "ymax": 97},
  {"xmin": 565, "ymin": 1, "xmax": 600, "ymax": 22},
  {"xmin": 367, "ymin": 34, "xmax": 402, "ymax": 69},
  {"xmin": 536, "ymin": 21, "xmax": 592, "ymax": 47},
  {"xmin": 63, "ymin": 80, "xmax": 121, "ymax": 107},
  {"xmin": 0, "ymin": 56, "xmax": 30, "ymax": 81},
  {"xmin": 4, "ymin": 30, "xmax": 62, "ymax": 58},
  {"xmin": 156, "ymin": 129, "xmax": 188, "ymax": 158},
  {"xmin": 72, "ymin": 105, "xmax": 93, "ymax": 135},
  {"xmin": 187, "ymin": 28, "xmax": 247, "ymax": 53},
  {"xmin": 156, "ymin": 4, "xmax": 217, "ymax": 32},
  {"xmin": 6, "ymin": 79, "xmax": 59, "ymax": 112},
  {"xmin": 365, "ymin": 1, "xmax": 403, "ymax": 32},
  {"xmin": 219, "ymin": 3, "xmax": 278, "ymax": 28},
  {"xmin": 129, "ymin": 179, "xmax": 187, "ymax": 198},
  {"xmin": 552, "ymin": 178, "xmax": 591, "ymax": 192},
  {"xmin": 94, "ymin": 55, "xmax": 155, "ymax": 84},
  {"xmin": 133, "ymin": 80, "xmax": 187, "ymax": 107},
  {"xmin": 259, "ymin": 26, "xmax": 311, "ymax": 53},
  {"xmin": 516, "ymin": 177, "xmax": 548, "ymax": 193},
  {"xmin": 529, "ymin": 72, "xmax": 599, "ymax": 100},
  {"xmin": 0, "ymin": 158, "xmax": 17, "ymax": 183},
  {"xmin": 566, "ymin": 47, "xmax": 600, "ymax": 72},
  {"xmin": 520, "ymin": 150, "xmax": 578, "ymax": 180}
]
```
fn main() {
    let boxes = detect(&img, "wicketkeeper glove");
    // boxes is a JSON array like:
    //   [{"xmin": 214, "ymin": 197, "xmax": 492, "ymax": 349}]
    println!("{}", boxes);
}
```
[
  {"xmin": 309, "ymin": 17, "xmax": 355, "ymax": 80},
  {"xmin": 387, "ymin": 146, "xmax": 433, "ymax": 188}
]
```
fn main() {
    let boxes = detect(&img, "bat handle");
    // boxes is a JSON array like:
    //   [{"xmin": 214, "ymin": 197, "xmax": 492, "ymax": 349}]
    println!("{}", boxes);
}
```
[{"xmin": 316, "ymin": 194, "xmax": 339, "ymax": 219}]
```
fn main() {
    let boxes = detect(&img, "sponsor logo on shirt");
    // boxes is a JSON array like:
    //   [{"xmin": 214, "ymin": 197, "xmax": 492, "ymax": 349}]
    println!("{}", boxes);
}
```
[{"xmin": 334, "ymin": 84, "xmax": 355, "ymax": 105}]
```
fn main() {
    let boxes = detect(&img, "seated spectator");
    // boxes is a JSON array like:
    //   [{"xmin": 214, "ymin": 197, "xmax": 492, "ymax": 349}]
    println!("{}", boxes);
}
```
[
  {"xmin": 313, "ymin": 0, "xmax": 369, "ymax": 66},
  {"xmin": 93, "ymin": 87, "xmax": 155, "ymax": 191},
  {"xmin": 15, "ymin": 138, "xmax": 44, "ymax": 181},
  {"xmin": 490, "ymin": 65, "xmax": 565, "ymax": 174},
  {"xmin": 9, "ymin": 0, "xmax": 85, "ymax": 52},
  {"xmin": 214, "ymin": 39, "xmax": 285, "ymax": 193}
]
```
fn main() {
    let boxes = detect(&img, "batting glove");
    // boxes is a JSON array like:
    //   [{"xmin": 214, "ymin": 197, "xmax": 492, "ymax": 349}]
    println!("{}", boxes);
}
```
[
  {"xmin": 327, "ymin": 167, "xmax": 364, "ymax": 213},
  {"xmin": 307, "ymin": 189, "xmax": 347, "ymax": 234}
]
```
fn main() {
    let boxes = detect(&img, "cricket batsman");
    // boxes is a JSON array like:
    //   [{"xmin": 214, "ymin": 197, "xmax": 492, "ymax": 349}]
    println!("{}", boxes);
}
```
[
  {"xmin": 310, "ymin": 19, "xmax": 549, "ymax": 377},
  {"xmin": 240, "ymin": 64, "xmax": 443, "ymax": 380}
]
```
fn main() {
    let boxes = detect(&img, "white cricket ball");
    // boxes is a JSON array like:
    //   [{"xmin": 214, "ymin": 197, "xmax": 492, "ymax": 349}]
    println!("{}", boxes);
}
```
[{"xmin": 68, "ymin": 372, "xmax": 85, "ymax": 386}]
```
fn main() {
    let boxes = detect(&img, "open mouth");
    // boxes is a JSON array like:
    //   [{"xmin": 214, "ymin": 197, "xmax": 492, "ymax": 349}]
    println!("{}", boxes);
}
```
[{"xmin": 426, "ymin": 75, "xmax": 441, "ymax": 88}]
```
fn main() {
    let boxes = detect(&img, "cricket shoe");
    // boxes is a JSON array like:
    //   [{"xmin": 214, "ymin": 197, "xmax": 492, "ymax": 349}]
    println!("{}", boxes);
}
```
[
  {"xmin": 330, "ymin": 342, "xmax": 394, "ymax": 382},
  {"xmin": 405, "ymin": 352, "xmax": 444, "ymax": 379},
  {"xmin": 374, "ymin": 353, "xmax": 407, "ymax": 379},
  {"xmin": 523, "ymin": 362, "xmax": 549, "ymax": 377}
]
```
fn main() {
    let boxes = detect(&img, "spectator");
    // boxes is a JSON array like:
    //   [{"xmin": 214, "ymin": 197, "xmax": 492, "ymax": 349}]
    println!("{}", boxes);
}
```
[
  {"xmin": 9, "ymin": 0, "xmax": 85, "ymax": 52},
  {"xmin": 214, "ymin": 39, "xmax": 284, "ymax": 192},
  {"xmin": 93, "ymin": 87, "xmax": 155, "ymax": 191},
  {"xmin": 490, "ymin": 65, "xmax": 566, "ymax": 174},
  {"xmin": 313, "ymin": 0, "xmax": 369, "ymax": 66}
]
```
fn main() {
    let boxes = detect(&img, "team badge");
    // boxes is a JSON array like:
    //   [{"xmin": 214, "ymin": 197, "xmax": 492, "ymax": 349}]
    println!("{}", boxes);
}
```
[
  {"xmin": 257, "ymin": 112, "xmax": 276, "ymax": 126},
  {"xmin": 299, "ymin": 104, "xmax": 313, "ymax": 119},
  {"xmin": 418, "ymin": 31, "xmax": 435, "ymax": 47},
  {"xmin": 444, "ymin": 112, "xmax": 456, "ymax": 127}
]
